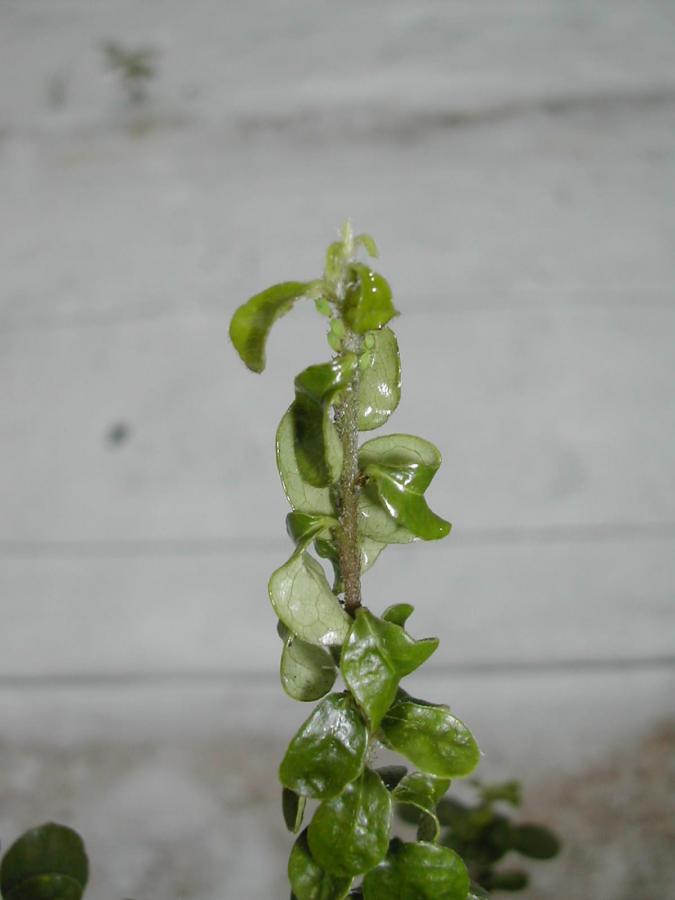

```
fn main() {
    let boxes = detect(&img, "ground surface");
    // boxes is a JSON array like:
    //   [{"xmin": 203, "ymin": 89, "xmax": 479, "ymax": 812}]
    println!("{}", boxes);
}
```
[{"xmin": 1, "ymin": 2, "xmax": 674, "ymax": 898}]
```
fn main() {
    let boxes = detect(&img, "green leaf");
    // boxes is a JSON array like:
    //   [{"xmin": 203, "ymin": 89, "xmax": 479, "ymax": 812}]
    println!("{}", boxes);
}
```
[
  {"xmin": 308, "ymin": 769, "xmax": 392, "ymax": 877},
  {"xmin": 486, "ymin": 869, "xmax": 529, "ymax": 891},
  {"xmin": 286, "ymin": 512, "xmax": 337, "ymax": 546},
  {"xmin": 357, "ymin": 328, "xmax": 401, "ymax": 431},
  {"xmin": 341, "ymin": 609, "xmax": 438, "ymax": 728},
  {"xmin": 362, "ymin": 841, "xmax": 469, "ymax": 900},
  {"xmin": 283, "ymin": 788, "xmax": 307, "ymax": 834},
  {"xmin": 437, "ymin": 798, "xmax": 481, "ymax": 841},
  {"xmin": 381, "ymin": 604, "xmax": 415, "ymax": 628},
  {"xmin": 314, "ymin": 536, "xmax": 386, "ymax": 583},
  {"xmin": 288, "ymin": 830, "xmax": 352, "ymax": 900},
  {"xmin": 468, "ymin": 885, "xmax": 491, "ymax": 900},
  {"xmin": 292, "ymin": 356, "xmax": 357, "ymax": 487},
  {"xmin": 277, "ymin": 410, "xmax": 335, "ymax": 515},
  {"xmin": 511, "ymin": 824, "xmax": 561, "ymax": 859},
  {"xmin": 0, "ymin": 824, "xmax": 88, "ymax": 900},
  {"xmin": 375, "ymin": 765, "xmax": 408, "ymax": 791},
  {"xmin": 476, "ymin": 779, "xmax": 522, "ymax": 808},
  {"xmin": 281, "ymin": 633, "xmax": 337, "ymax": 702},
  {"xmin": 344, "ymin": 265, "xmax": 397, "ymax": 334},
  {"xmin": 392, "ymin": 772, "xmax": 450, "ymax": 843},
  {"xmin": 357, "ymin": 487, "xmax": 416, "ymax": 545},
  {"xmin": 355, "ymin": 233, "xmax": 379, "ymax": 258},
  {"xmin": 359, "ymin": 435, "xmax": 450, "ymax": 541},
  {"xmin": 380, "ymin": 691, "xmax": 480, "ymax": 779},
  {"xmin": 269, "ymin": 547, "xmax": 351, "ymax": 647},
  {"xmin": 230, "ymin": 281, "xmax": 309, "ymax": 373},
  {"xmin": 279, "ymin": 693, "xmax": 368, "ymax": 799}
]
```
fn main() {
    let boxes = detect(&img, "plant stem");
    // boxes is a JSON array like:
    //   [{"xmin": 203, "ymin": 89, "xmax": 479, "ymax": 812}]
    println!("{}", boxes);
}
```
[{"xmin": 336, "ymin": 328, "xmax": 363, "ymax": 617}]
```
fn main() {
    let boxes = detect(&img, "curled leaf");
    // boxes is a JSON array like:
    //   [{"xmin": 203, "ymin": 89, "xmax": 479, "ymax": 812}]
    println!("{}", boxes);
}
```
[
  {"xmin": 359, "ymin": 435, "xmax": 450, "ymax": 541},
  {"xmin": 357, "ymin": 328, "xmax": 401, "ymax": 431},
  {"xmin": 341, "ymin": 609, "xmax": 438, "ymax": 728},
  {"xmin": 392, "ymin": 772, "xmax": 451, "ymax": 843},
  {"xmin": 281, "ymin": 633, "xmax": 337, "ymax": 702},
  {"xmin": 279, "ymin": 693, "xmax": 368, "ymax": 799},
  {"xmin": 282, "ymin": 788, "xmax": 307, "ymax": 834},
  {"xmin": 380, "ymin": 691, "xmax": 480, "ymax": 779},
  {"xmin": 230, "ymin": 281, "xmax": 309, "ymax": 372},
  {"xmin": 308, "ymin": 768, "xmax": 392, "ymax": 877},
  {"xmin": 344, "ymin": 265, "xmax": 397, "ymax": 334},
  {"xmin": 277, "ymin": 410, "xmax": 335, "ymax": 515}
]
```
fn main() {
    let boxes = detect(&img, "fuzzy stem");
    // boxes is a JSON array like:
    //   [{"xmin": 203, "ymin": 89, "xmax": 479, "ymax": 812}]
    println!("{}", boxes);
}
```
[{"xmin": 336, "ymin": 329, "xmax": 363, "ymax": 616}]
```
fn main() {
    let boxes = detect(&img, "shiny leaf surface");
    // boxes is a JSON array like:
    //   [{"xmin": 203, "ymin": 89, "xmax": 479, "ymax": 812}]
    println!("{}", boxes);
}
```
[
  {"xmin": 279, "ymin": 694, "xmax": 368, "ymax": 799},
  {"xmin": 392, "ymin": 772, "xmax": 451, "ymax": 843},
  {"xmin": 277, "ymin": 410, "xmax": 335, "ymax": 515},
  {"xmin": 380, "ymin": 691, "xmax": 480, "ymax": 779},
  {"xmin": 357, "ymin": 328, "xmax": 401, "ymax": 431},
  {"xmin": 282, "ymin": 788, "xmax": 307, "ymax": 834},
  {"xmin": 288, "ymin": 830, "xmax": 352, "ymax": 900},
  {"xmin": 362, "ymin": 841, "xmax": 469, "ymax": 900},
  {"xmin": 269, "ymin": 549, "xmax": 350, "ymax": 647},
  {"xmin": 381, "ymin": 603, "xmax": 415, "ymax": 628},
  {"xmin": 230, "ymin": 281, "xmax": 309, "ymax": 372},
  {"xmin": 286, "ymin": 512, "xmax": 337, "ymax": 546},
  {"xmin": 344, "ymin": 265, "xmax": 397, "ymax": 334},
  {"xmin": 291, "ymin": 356, "xmax": 357, "ymax": 487},
  {"xmin": 360, "ymin": 435, "xmax": 450, "ymax": 541},
  {"xmin": 308, "ymin": 769, "xmax": 391, "ymax": 877},
  {"xmin": 0, "ymin": 824, "xmax": 88, "ymax": 900},
  {"xmin": 357, "ymin": 487, "xmax": 416, "ymax": 545},
  {"xmin": 341, "ymin": 609, "xmax": 438, "ymax": 728},
  {"xmin": 511, "ymin": 824, "xmax": 561, "ymax": 859},
  {"xmin": 281, "ymin": 633, "xmax": 337, "ymax": 701}
]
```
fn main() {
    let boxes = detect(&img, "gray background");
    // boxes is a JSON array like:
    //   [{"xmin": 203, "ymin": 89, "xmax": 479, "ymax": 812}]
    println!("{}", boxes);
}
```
[{"xmin": 1, "ymin": 1, "xmax": 674, "ymax": 898}]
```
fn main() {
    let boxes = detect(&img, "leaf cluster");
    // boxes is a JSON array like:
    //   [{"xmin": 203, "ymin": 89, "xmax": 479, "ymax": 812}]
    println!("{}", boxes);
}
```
[
  {"xmin": 230, "ymin": 224, "xmax": 481, "ymax": 898},
  {"xmin": 398, "ymin": 780, "xmax": 561, "ymax": 894}
]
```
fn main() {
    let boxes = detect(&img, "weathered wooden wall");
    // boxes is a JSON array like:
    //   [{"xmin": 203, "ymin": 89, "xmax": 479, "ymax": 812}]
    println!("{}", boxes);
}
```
[{"xmin": 1, "ymin": 2, "xmax": 673, "ymax": 897}]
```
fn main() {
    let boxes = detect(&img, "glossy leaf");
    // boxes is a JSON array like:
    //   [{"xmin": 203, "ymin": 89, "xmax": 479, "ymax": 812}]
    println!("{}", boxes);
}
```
[
  {"xmin": 511, "ymin": 824, "xmax": 561, "ymax": 859},
  {"xmin": 392, "ymin": 772, "xmax": 451, "ymax": 843},
  {"xmin": 380, "ymin": 691, "xmax": 480, "ymax": 779},
  {"xmin": 341, "ymin": 609, "xmax": 438, "ymax": 728},
  {"xmin": 359, "ymin": 435, "xmax": 450, "ymax": 541},
  {"xmin": 357, "ymin": 328, "xmax": 401, "ymax": 431},
  {"xmin": 283, "ymin": 788, "xmax": 307, "ymax": 834},
  {"xmin": 286, "ymin": 512, "xmax": 337, "ymax": 546},
  {"xmin": 0, "ymin": 824, "xmax": 88, "ymax": 900},
  {"xmin": 357, "ymin": 487, "xmax": 416, "ymax": 545},
  {"xmin": 315, "ymin": 536, "xmax": 386, "ymax": 583},
  {"xmin": 281, "ymin": 633, "xmax": 337, "ymax": 701},
  {"xmin": 376, "ymin": 765, "xmax": 408, "ymax": 791},
  {"xmin": 362, "ymin": 841, "xmax": 469, "ymax": 900},
  {"xmin": 308, "ymin": 768, "xmax": 392, "ymax": 877},
  {"xmin": 344, "ymin": 265, "xmax": 397, "ymax": 334},
  {"xmin": 279, "ymin": 693, "xmax": 368, "ymax": 799},
  {"xmin": 230, "ymin": 281, "xmax": 309, "ymax": 373},
  {"xmin": 288, "ymin": 830, "xmax": 352, "ymax": 900},
  {"xmin": 269, "ymin": 548, "xmax": 351, "ymax": 647},
  {"xmin": 277, "ymin": 410, "xmax": 335, "ymax": 515},
  {"xmin": 381, "ymin": 603, "xmax": 415, "ymax": 628}
]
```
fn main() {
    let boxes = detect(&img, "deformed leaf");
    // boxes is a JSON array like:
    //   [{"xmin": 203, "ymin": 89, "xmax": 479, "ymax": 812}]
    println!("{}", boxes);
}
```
[
  {"xmin": 279, "ymin": 693, "xmax": 368, "ymax": 799},
  {"xmin": 283, "ymin": 788, "xmax": 307, "ymax": 834},
  {"xmin": 292, "ymin": 356, "xmax": 357, "ymax": 487},
  {"xmin": 281, "ymin": 633, "xmax": 337, "ymax": 702},
  {"xmin": 277, "ymin": 410, "xmax": 335, "ymax": 515},
  {"xmin": 357, "ymin": 328, "xmax": 401, "ymax": 431},
  {"xmin": 341, "ymin": 609, "xmax": 438, "ymax": 728},
  {"xmin": 344, "ymin": 265, "xmax": 397, "ymax": 334},
  {"xmin": 0, "ymin": 823, "xmax": 89, "ymax": 900},
  {"xmin": 269, "ymin": 548, "xmax": 350, "ymax": 647},
  {"xmin": 381, "ymin": 603, "xmax": 414, "ymax": 628},
  {"xmin": 380, "ymin": 691, "xmax": 480, "ymax": 779},
  {"xmin": 362, "ymin": 841, "xmax": 469, "ymax": 900},
  {"xmin": 288, "ymin": 830, "xmax": 352, "ymax": 900},
  {"xmin": 359, "ymin": 435, "xmax": 450, "ymax": 541},
  {"xmin": 392, "ymin": 772, "xmax": 451, "ymax": 843},
  {"xmin": 308, "ymin": 768, "xmax": 392, "ymax": 877},
  {"xmin": 230, "ymin": 281, "xmax": 309, "ymax": 373},
  {"xmin": 511, "ymin": 824, "xmax": 561, "ymax": 859}
]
